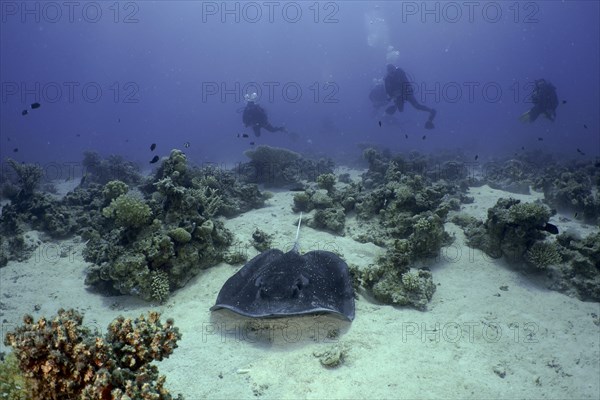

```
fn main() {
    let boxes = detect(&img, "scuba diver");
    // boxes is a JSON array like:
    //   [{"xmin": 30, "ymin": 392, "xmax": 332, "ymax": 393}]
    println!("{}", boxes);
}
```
[
  {"xmin": 384, "ymin": 64, "xmax": 437, "ymax": 129},
  {"xmin": 519, "ymin": 79, "xmax": 558, "ymax": 123},
  {"xmin": 242, "ymin": 93, "xmax": 286, "ymax": 137}
]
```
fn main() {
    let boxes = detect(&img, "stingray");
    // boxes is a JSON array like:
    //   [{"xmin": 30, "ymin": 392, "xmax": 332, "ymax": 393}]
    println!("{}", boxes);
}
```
[{"xmin": 210, "ymin": 213, "xmax": 355, "ymax": 321}]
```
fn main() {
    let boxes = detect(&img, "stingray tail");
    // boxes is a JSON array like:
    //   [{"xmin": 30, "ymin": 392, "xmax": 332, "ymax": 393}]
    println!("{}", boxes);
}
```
[{"xmin": 292, "ymin": 212, "xmax": 302, "ymax": 252}]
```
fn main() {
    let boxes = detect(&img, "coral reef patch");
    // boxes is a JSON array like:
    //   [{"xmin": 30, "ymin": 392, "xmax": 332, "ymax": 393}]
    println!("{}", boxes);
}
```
[
  {"xmin": 238, "ymin": 145, "xmax": 334, "ymax": 188},
  {"xmin": 4, "ymin": 309, "xmax": 182, "ymax": 399}
]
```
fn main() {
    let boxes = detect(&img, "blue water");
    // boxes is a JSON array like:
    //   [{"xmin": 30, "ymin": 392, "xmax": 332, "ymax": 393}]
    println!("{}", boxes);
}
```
[{"xmin": 1, "ymin": 1, "xmax": 599, "ymax": 173}]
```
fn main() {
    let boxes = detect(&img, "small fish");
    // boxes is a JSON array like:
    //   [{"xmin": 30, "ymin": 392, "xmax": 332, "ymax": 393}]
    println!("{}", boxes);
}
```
[
  {"xmin": 249, "ymin": 142, "xmax": 255, "ymax": 146},
  {"xmin": 542, "ymin": 222, "xmax": 559, "ymax": 235},
  {"xmin": 150, "ymin": 143, "xmax": 156, "ymax": 151},
  {"xmin": 243, "ymin": 133, "xmax": 249, "ymax": 138},
  {"xmin": 13, "ymin": 148, "xmax": 18, "ymax": 152},
  {"xmin": 7, "ymin": 137, "xmax": 10, "ymax": 141},
  {"xmin": 562, "ymin": 100, "xmax": 567, "ymax": 104},
  {"xmin": 150, "ymin": 155, "xmax": 160, "ymax": 164},
  {"xmin": 537, "ymin": 137, "xmax": 543, "ymax": 141},
  {"xmin": 118, "ymin": 118, "xmax": 121, "ymax": 123},
  {"xmin": 422, "ymin": 135, "xmax": 426, "ymax": 140},
  {"xmin": 405, "ymin": 134, "xmax": 408, "ymax": 139},
  {"xmin": 76, "ymin": 134, "xmax": 81, "ymax": 137},
  {"xmin": 125, "ymin": 139, "xmax": 129, "ymax": 142},
  {"xmin": 576, "ymin": 148, "xmax": 586, "ymax": 155},
  {"xmin": 583, "ymin": 124, "xmax": 588, "ymax": 129},
  {"xmin": 21, "ymin": 110, "xmax": 28, "ymax": 116},
  {"xmin": 595, "ymin": 161, "xmax": 600, "ymax": 168},
  {"xmin": 574, "ymin": 212, "xmax": 578, "ymax": 218},
  {"xmin": 378, "ymin": 121, "xmax": 382, "ymax": 127},
  {"xmin": 31, "ymin": 102, "xmax": 40, "ymax": 109},
  {"xmin": 475, "ymin": 155, "xmax": 479, "ymax": 160},
  {"xmin": 521, "ymin": 146, "xmax": 525, "ymax": 150},
  {"xmin": 184, "ymin": 142, "xmax": 190, "ymax": 148}
]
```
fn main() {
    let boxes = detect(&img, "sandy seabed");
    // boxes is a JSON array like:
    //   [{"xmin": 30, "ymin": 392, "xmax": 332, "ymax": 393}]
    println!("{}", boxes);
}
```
[{"xmin": 1, "ymin": 177, "xmax": 599, "ymax": 400}]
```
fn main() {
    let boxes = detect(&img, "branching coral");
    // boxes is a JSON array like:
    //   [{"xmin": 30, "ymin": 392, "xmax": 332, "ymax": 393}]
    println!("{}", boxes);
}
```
[
  {"xmin": 351, "ymin": 239, "xmax": 435, "ymax": 310},
  {"xmin": 189, "ymin": 166, "xmax": 269, "ymax": 217},
  {"xmin": 309, "ymin": 207, "xmax": 346, "ymax": 234},
  {"xmin": 154, "ymin": 177, "xmax": 186, "ymax": 201},
  {"xmin": 525, "ymin": 241, "xmax": 562, "ymax": 269},
  {"xmin": 384, "ymin": 160, "xmax": 402, "ymax": 183},
  {"xmin": 401, "ymin": 270, "xmax": 421, "ymax": 291},
  {"xmin": 87, "ymin": 158, "xmax": 233, "ymax": 302},
  {"xmin": 5, "ymin": 158, "xmax": 43, "ymax": 199},
  {"xmin": 4, "ymin": 309, "xmax": 182, "ymax": 399},
  {"xmin": 196, "ymin": 187, "xmax": 222, "ymax": 218},
  {"xmin": 102, "ymin": 180, "xmax": 129, "ymax": 203},
  {"xmin": 150, "ymin": 270, "xmax": 171, "ymax": 303},
  {"xmin": 409, "ymin": 213, "xmax": 452, "ymax": 258},
  {"xmin": 102, "ymin": 194, "xmax": 152, "ymax": 229},
  {"xmin": 507, "ymin": 201, "xmax": 551, "ymax": 227},
  {"xmin": 316, "ymin": 173, "xmax": 337, "ymax": 193},
  {"xmin": 293, "ymin": 192, "xmax": 312, "ymax": 212}
]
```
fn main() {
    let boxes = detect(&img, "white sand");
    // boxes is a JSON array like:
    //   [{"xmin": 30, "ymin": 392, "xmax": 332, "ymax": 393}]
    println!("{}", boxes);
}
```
[{"xmin": 1, "ymin": 183, "xmax": 599, "ymax": 399}]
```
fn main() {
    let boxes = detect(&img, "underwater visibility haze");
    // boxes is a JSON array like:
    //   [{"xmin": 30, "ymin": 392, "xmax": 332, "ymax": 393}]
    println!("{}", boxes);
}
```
[
  {"xmin": 0, "ymin": 1, "xmax": 599, "ymax": 399},
  {"xmin": 0, "ymin": 1, "xmax": 598, "ymax": 165}
]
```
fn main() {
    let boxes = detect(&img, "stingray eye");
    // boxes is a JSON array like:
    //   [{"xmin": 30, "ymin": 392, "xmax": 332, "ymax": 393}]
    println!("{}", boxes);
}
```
[
  {"xmin": 294, "ymin": 279, "xmax": 305, "ymax": 291},
  {"xmin": 257, "ymin": 286, "xmax": 269, "ymax": 300},
  {"xmin": 255, "ymin": 277, "xmax": 269, "ymax": 299}
]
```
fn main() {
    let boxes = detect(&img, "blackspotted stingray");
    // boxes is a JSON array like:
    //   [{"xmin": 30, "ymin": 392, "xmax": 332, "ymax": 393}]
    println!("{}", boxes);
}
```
[{"xmin": 210, "ymin": 213, "xmax": 355, "ymax": 321}]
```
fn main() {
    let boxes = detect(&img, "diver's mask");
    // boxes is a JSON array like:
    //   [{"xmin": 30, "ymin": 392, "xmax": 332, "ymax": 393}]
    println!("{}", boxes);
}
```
[{"xmin": 244, "ymin": 92, "xmax": 258, "ymax": 103}]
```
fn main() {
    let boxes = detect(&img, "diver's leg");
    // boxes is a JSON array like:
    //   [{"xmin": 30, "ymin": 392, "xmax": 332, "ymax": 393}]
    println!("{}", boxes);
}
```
[
  {"xmin": 407, "ymin": 94, "xmax": 436, "ymax": 129},
  {"xmin": 252, "ymin": 125, "xmax": 262, "ymax": 137},
  {"xmin": 407, "ymin": 94, "xmax": 434, "ymax": 114},
  {"xmin": 263, "ymin": 123, "xmax": 287, "ymax": 133}
]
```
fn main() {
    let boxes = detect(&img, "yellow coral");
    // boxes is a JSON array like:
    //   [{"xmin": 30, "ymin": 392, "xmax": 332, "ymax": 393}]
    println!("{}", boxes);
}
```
[
  {"xmin": 0, "ymin": 352, "xmax": 29, "ymax": 400},
  {"xmin": 102, "ymin": 180, "xmax": 129, "ymax": 202},
  {"xmin": 102, "ymin": 195, "xmax": 152, "ymax": 229}
]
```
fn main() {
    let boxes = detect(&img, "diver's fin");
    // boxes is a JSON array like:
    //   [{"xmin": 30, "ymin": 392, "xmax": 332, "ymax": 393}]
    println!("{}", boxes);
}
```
[{"xmin": 519, "ymin": 111, "xmax": 531, "ymax": 123}]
